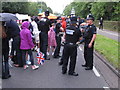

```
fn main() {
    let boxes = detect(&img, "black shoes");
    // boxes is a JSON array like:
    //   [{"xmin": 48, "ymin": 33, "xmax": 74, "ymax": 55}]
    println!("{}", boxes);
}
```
[
  {"xmin": 58, "ymin": 61, "xmax": 63, "ymax": 66},
  {"xmin": 85, "ymin": 67, "xmax": 93, "ymax": 70},
  {"xmin": 82, "ymin": 64, "xmax": 87, "ymax": 67},
  {"xmin": 68, "ymin": 72, "xmax": 79, "ymax": 76},
  {"xmin": 2, "ymin": 75, "xmax": 11, "ymax": 79},
  {"xmin": 62, "ymin": 71, "xmax": 67, "ymax": 74}
]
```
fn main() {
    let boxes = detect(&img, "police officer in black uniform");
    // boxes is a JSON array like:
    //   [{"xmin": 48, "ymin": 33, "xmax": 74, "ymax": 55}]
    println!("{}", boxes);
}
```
[
  {"xmin": 53, "ymin": 17, "xmax": 63, "ymax": 58},
  {"xmin": 62, "ymin": 16, "xmax": 82, "ymax": 76},
  {"xmin": 82, "ymin": 14, "xmax": 97, "ymax": 70},
  {"xmin": 38, "ymin": 10, "xmax": 51, "ymax": 60}
]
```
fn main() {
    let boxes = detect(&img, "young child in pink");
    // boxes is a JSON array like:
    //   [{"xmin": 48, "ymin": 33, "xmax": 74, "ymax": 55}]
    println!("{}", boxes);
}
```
[{"xmin": 47, "ymin": 23, "xmax": 57, "ymax": 56}]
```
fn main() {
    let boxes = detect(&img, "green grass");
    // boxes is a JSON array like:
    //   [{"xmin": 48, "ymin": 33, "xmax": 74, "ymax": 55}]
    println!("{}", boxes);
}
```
[{"xmin": 94, "ymin": 34, "xmax": 119, "ymax": 69}]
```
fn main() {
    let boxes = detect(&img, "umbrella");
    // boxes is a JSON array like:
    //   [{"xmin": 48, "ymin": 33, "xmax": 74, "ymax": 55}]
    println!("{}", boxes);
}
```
[
  {"xmin": 38, "ymin": 13, "xmax": 57, "ymax": 19},
  {"xmin": 0, "ymin": 13, "xmax": 18, "ymax": 21}
]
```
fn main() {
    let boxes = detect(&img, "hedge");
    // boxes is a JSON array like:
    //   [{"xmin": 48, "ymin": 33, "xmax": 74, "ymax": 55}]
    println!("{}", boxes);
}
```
[{"xmin": 94, "ymin": 20, "xmax": 120, "ymax": 32}]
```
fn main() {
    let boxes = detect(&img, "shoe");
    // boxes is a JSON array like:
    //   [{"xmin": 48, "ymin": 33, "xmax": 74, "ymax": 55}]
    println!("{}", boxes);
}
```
[
  {"xmin": 32, "ymin": 65, "xmax": 39, "ymax": 70},
  {"xmin": 85, "ymin": 67, "xmax": 93, "ymax": 70},
  {"xmin": 24, "ymin": 65, "xmax": 29, "ymax": 69},
  {"xmin": 68, "ymin": 72, "xmax": 79, "ymax": 76},
  {"xmin": 82, "ymin": 64, "xmax": 87, "ymax": 67},
  {"xmin": 26, "ymin": 60, "xmax": 31, "ymax": 65},
  {"xmin": 47, "ymin": 52, "xmax": 50, "ymax": 56},
  {"xmin": 52, "ymin": 52, "xmax": 54, "ymax": 56},
  {"xmin": 2, "ymin": 75, "xmax": 11, "ymax": 79},
  {"xmin": 62, "ymin": 71, "xmax": 67, "ymax": 74},
  {"xmin": 58, "ymin": 61, "xmax": 63, "ymax": 66}
]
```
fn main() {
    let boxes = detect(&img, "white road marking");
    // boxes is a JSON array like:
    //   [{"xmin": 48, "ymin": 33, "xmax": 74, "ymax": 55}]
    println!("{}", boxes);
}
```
[
  {"xmin": 79, "ymin": 46, "xmax": 83, "ymax": 51},
  {"xmin": 93, "ymin": 66, "xmax": 101, "ymax": 77},
  {"xmin": 103, "ymin": 87, "xmax": 110, "ymax": 90},
  {"xmin": 79, "ymin": 45, "xmax": 101, "ymax": 77}
]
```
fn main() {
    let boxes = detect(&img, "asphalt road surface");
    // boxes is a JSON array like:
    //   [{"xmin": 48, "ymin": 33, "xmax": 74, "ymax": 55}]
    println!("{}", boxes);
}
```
[
  {"xmin": 97, "ymin": 28, "xmax": 119, "ymax": 41},
  {"xmin": 2, "ymin": 45, "xmax": 119, "ymax": 89}
]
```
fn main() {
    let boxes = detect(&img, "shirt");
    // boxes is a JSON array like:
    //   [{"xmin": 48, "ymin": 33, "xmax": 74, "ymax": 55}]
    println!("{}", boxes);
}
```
[{"xmin": 65, "ymin": 25, "xmax": 82, "ymax": 44}]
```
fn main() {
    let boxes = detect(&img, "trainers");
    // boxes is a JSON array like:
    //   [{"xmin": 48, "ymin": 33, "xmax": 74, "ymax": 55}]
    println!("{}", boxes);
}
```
[
  {"xmin": 26, "ymin": 60, "xmax": 31, "ymax": 65},
  {"xmin": 47, "ymin": 52, "xmax": 50, "ymax": 56},
  {"xmin": 52, "ymin": 52, "xmax": 54, "ymax": 56},
  {"xmin": 24, "ymin": 65, "xmax": 29, "ymax": 69},
  {"xmin": 32, "ymin": 65, "xmax": 39, "ymax": 70}
]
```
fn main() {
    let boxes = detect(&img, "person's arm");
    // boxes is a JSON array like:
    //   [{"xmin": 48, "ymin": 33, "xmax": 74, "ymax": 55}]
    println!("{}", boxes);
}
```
[{"xmin": 88, "ymin": 34, "xmax": 96, "ymax": 48}]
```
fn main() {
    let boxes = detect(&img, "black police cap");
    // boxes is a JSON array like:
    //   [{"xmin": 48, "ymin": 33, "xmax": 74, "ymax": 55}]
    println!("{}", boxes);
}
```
[
  {"xmin": 86, "ymin": 14, "xmax": 94, "ymax": 21},
  {"xmin": 57, "ymin": 16, "xmax": 62, "ymax": 20},
  {"xmin": 70, "ymin": 16, "xmax": 77, "ymax": 24},
  {"xmin": 45, "ymin": 10, "xmax": 50, "ymax": 16}
]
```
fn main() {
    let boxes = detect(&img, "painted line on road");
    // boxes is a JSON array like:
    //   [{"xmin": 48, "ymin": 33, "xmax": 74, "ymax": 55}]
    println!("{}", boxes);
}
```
[
  {"xmin": 79, "ymin": 46, "xmax": 101, "ymax": 77},
  {"xmin": 93, "ymin": 66, "xmax": 101, "ymax": 77},
  {"xmin": 103, "ymin": 87, "xmax": 110, "ymax": 90}
]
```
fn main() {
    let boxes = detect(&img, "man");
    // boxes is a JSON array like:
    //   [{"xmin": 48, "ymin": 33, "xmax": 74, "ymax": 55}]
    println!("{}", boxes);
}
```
[
  {"xmin": 99, "ymin": 17, "xmax": 103, "ymax": 30},
  {"xmin": 38, "ymin": 10, "xmax": 51, "ymax": 60},
  {"xmin": 1, "ymin": 21, "xmax": 11, "ymax": 79},
  {"xmin": 53, "ymin": 17, "xmax": 64, "ymax": 58},
  {"xmin": 62, "ymin": 16, "xmax": 82, "ymax": 76},
  {"xmin": 6, "ymin": 20, "xmax": 23, "ymax": 67},
  {"xmin": 82, "ymin": 14, "xmax": 97, "ymax": 70}
]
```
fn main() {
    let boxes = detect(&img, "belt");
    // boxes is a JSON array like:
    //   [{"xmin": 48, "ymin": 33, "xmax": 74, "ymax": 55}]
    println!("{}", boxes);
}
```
[{"xmin": 66, "ymin": 42, "xmax": 76, "ymax": 45}]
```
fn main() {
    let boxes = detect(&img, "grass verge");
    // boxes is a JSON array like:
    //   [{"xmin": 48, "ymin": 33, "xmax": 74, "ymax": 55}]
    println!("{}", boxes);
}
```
[{"xmin": 94, "ymin": 34, "xmax": 119, "ymax": 70}]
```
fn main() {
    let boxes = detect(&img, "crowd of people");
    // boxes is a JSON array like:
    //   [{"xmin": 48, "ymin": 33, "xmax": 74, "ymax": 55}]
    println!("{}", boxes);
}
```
[{"xmin": 2, "ymin": 10, "xmax": 97, "ymax": 79}]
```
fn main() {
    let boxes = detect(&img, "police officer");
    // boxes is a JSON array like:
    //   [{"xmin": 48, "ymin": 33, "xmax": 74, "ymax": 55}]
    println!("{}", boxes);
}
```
[
  {"xmin": 38, "ymin": 10, "xmax": 51, "ymax": 60},
  {"xmin": 53, "ymin": 16, "xmax": 63, "ymax": 58},
  {"xmin": 62, "ymin": 16, "xmax": 82, "ymax": 76},
  {"xmin": 82, "ymin": 14, "xmax": 97, "ymax": 70}
]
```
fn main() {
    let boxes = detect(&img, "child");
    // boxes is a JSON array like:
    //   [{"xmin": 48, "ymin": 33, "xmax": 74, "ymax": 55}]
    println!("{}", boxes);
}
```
[
  {"xmin": 47, "ymin": 23, "xmax": 57, "ymax": 56},
  {"xmin": 20, "ymin": 21, "xmax": 39, "ymax": 70}
]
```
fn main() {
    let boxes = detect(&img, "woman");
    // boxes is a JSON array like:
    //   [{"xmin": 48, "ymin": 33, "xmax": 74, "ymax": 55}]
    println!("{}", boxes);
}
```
[{"xmin": 20, "ymin": 21, "xmax": 39, "ymax": 70}]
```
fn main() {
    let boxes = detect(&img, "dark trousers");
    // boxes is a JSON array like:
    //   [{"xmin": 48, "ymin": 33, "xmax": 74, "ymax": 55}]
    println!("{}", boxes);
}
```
[
  {"xmin": 84, "ymin": 45, "xmax": 94, "ymax": 68},
  {"xmin": 39, "ymin": 32, "xmax": 48, "ymax": 59},
  {"xmin": 62, "ymin": 44, "xmax": 77, "ymax": 74},
  {"xmin": 2, "ymin": 49, "xmax": 10, "ymax": 78},
  {"xmin": 11, "ymin": 36, "xmax": 23, "ymax": 66},
  {"xmin": 54, "ymin": 36, "xmax": 61, "ymax": 57},
  {"xmin": 99, "ymin": 24, "xmax": 103, "ymax": 29},
  {"xmin": 21, "ymin": 49, "xmax": 34, "ymax": 65}
]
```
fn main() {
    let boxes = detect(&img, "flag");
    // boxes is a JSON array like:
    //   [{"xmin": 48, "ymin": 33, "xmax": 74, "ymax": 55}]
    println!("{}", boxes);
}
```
[{"xmin": 36, "ymin": 51, "xmax": 45, "ymax": 65}]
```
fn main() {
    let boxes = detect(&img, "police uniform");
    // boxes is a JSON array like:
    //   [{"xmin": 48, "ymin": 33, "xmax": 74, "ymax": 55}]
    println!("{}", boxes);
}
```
[
  {"xmin": 62, "ymin": 16, "xmax": 82, "ymax": 76},
  {"xmin": 54, "ymin": 18, "xmax": 62, "ymax": 58},
  {"xmin": 82, "ymin": 14, "xmax": 97, "ymax": 70},
  {"xmin": 38, "ymin": 11, "xmax": 51, "ymax": 60}
]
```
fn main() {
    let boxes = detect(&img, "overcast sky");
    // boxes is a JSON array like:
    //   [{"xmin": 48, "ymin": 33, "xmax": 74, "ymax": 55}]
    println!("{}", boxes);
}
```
[{"xmin": 41, "ymin": 0, "xmax": 73, "ymax": 14}]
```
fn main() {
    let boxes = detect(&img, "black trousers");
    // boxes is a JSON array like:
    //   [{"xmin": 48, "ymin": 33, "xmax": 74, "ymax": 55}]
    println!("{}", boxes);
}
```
[
  {"xmin": 62, "ymin": 44, "xmax": 77, "ymax": 74},
  {"xmin": 2, "ymin": 43, "xmax": 10, "ymax": 78},
  {"xmin": 84, "ymin": 45, "xmax": 94, "ymax": 68},
  {"xmin": 39, "ymin": 32, "xmax": 48, "ymax": 59},
  {"xmin": 11, "ymin": 36, "xmax": 23, "ymax": 66},
  {"xmin": 54, "ymin": 35, "xmax": 61, "ymax": 57}
]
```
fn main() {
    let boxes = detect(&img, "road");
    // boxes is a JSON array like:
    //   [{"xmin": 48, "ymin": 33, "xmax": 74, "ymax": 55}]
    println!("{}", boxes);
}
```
[
  {"xmin": 97, "ymin": 28, "xmax": 119, "ymax": 41},
  {"xmin": 2, "ymin": 45, "xmax": 119, "ymax": 89}
]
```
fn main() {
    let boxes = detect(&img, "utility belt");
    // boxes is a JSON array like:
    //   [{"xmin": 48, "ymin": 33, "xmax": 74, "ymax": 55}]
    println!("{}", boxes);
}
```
[{"xmin": 65, "ymin": 42, "xmax": 77, "ymax": 46}]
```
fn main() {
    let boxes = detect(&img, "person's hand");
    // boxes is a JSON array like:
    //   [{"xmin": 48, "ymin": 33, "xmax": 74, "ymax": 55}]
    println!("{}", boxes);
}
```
[
  {"xmin": 9, "ymin": 55, "xmax": 13, "ymax": 58},
  {"xmin": 88, "ymin": 43, "xmax": 92, "ymax": 48}
]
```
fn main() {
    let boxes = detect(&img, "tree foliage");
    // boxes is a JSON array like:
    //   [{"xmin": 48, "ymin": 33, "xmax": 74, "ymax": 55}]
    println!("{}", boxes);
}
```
[
  {"xmin": 63, "ymin": 2, "xmax": 120, "ymax": 21},
  {"xmin": 2, "ymin": 2, "xmax": 53, "ymax": 16}
]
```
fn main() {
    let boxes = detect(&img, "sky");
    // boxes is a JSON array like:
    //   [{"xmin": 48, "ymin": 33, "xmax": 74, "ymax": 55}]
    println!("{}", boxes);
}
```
[{"xmin": 40, "ymin": 0, "xmax": 73, "ymax": 14}]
